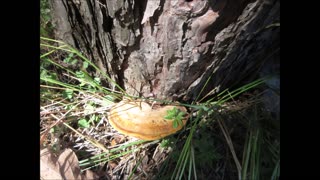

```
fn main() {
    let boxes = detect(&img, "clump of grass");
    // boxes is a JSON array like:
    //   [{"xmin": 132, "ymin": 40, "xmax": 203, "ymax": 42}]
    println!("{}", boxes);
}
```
[{"xmin": 161, "ymin": 78, "xmax": 266, "ymax": 180}]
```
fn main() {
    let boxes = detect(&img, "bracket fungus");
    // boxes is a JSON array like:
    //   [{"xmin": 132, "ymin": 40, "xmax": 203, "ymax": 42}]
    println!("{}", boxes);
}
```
[{"xmin": 108, "ymin": 100, "xmax": 188, "ymax": 140}]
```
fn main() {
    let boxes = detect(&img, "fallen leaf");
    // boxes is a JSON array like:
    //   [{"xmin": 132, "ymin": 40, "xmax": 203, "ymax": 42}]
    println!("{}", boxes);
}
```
[
  {"xmin": 56, "ymin": 148, "xmax": 82, "ymax": 179},
  {"xmin": 40, "ymin": 149, "xmax": 62, "ymax": 179},
  {"xmin": 40, "ymin": 148, "xmax": 99, "ymax": 180}
]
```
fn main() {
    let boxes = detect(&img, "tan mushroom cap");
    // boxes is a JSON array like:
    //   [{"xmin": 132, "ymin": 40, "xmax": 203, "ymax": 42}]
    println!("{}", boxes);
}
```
[{"xmin": 108, "ymin": 100, "xmax": 188, "ymax": 140}]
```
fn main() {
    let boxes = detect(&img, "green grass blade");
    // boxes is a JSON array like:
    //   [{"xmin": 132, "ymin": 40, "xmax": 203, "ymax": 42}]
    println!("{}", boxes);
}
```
[
  {"xmin": 215, "ymin": 78, "xmax": 266, "ymax": 105},
  {"xmin": 79, "ymin": 140, "xmax": 147, "ymax": 164},
  {"xmin": 40, "ymin": 43, "xmax": 72, "ymax": 52},
  {"xmin": 194, "ymin": 74, "xmax": 213, "ymax": 103},
  {"xmin": 171, "ymin": 110, "xmax": 202, "ymax": 180},
  {"xmin": 128, "ymin": 157, "xmax": 144, "ymax": 180},
  {"xmin": 41, "ymin": 36, "xmax": 67, "ymax": 44},
  {"xmin": 40, "ymin": 49, "xmax": 57, "ymax": 58},
  {"xmin": 271, "ymin": 160, "xmax": 280, "ymax": 180},
  {"xmin": 41, "ymin": 57, "xmax": 76, "ymax": 76},
  {"xmin": 241, "ymin": 131, "xmax": 252, "ymax": 180}
]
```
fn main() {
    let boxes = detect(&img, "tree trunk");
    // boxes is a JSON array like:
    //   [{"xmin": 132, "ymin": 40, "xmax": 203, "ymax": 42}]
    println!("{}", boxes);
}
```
[{"xmin": 50, "ymin": 0, "xmax": 279, "ymax": 102}]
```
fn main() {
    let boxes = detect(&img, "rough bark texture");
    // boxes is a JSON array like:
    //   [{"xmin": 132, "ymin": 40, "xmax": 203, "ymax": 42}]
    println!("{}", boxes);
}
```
[{"xmin": 51, "ymin": 0, "xmax": 280, "ymax": 102}]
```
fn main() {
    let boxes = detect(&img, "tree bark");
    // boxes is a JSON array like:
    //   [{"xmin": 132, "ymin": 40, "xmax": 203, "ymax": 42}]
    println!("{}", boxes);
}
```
[{"xmin": 50, "ymin": 0, "xmax": 279, "ymax": 102}]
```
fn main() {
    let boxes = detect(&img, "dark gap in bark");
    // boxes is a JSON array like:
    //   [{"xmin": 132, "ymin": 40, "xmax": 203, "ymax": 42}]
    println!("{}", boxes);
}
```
[
  {"xmin": 149, "ymin": 0, "xmax": 165, "ymax": 35},
  {"xmin": 72, "ymin": 34, "xmax": 80, "ymax": 50},
  {"xmin": 117, "ymin": 57, "xmax": 128, "ymax": 92},
  {"xmin": 61, "ymin": 0, "xmax": 73, "ymax": 26},
  {"xmin": 181, "ymin": 21, "xmax": 189, "ymax": 51},
  {"xmin": 101, "ymin": 1, "xmax": 113, "ymax": 33},
  {"xmin": 87, "ymin": 0, "xmax": 100, "ymax": 34},
  {"xmin": 167, "ymin": 57, "xmax": 179, "ymax": 71},
  {"xmin": 135, "ymin": 0, "xmax": 148, "ymax": 20},
  {"xmin": 69, "ymin": 2, "xmax": 83, "ymax": 27}
]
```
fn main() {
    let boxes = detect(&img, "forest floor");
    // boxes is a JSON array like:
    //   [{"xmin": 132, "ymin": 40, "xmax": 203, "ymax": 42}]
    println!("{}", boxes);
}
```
[
  {"xmin": 40, "ymin": 85, "xmax": 279, "ymax": 179},
  {"xmin": 40, "ymin": 38, "xmax": 280, "ymax": 180}
]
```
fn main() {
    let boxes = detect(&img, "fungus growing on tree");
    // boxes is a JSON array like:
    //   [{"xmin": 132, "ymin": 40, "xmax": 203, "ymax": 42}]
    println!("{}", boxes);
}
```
[{"xmin": 108, "ymin": 100, "xmax": 188, "ymax": 140}]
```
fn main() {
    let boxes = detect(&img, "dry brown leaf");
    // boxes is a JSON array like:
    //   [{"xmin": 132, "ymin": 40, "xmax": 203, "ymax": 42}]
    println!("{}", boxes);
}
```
[
  {"xmin": 40, "ymin": 148, "xmax": 62, "ymax": 179},
  {"xmin": 56, "ymin": 148, "xmax": 82, "ymax": 179},
  {"xmin": 40, "ymin": 148, "xmax": 99, "ymax": 180}
]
